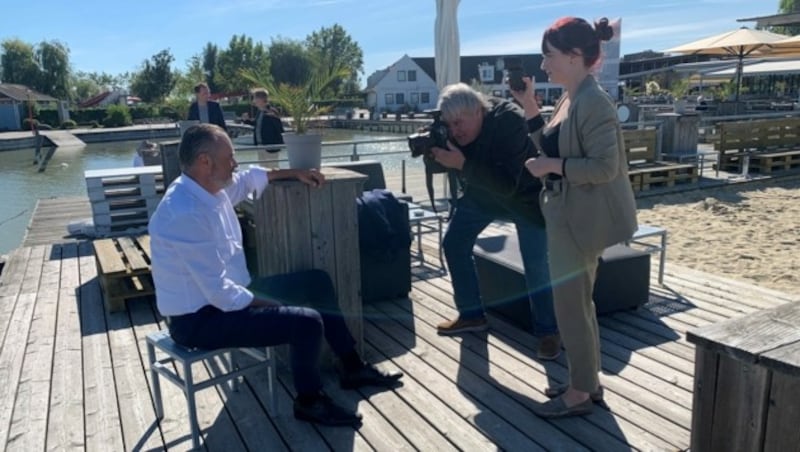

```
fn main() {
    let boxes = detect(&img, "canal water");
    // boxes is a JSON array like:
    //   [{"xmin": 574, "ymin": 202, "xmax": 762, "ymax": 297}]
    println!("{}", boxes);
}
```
[{"xmin": 0, "ymin": 129, "xmax": 413, "ymax": 255}]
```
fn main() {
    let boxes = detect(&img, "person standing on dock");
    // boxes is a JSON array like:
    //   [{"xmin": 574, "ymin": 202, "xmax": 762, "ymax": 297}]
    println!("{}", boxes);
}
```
[
  {"xmin": 427, "ymin": 83, "xmax": 560, "ymax": 361},
  {"xmin": 519, "ymin": 16, "xmax": 637, "ymax": 418},
  {"xmin": 241, "ymin": 88, "xmax": 285, "ymax": 149},
  {"xmin": 187, "ymin": 82, "xmax": 228, "ymax": 132},
  {"xmin": 148, "ymin": 124, "xmax": 402, "ymax": 428}
]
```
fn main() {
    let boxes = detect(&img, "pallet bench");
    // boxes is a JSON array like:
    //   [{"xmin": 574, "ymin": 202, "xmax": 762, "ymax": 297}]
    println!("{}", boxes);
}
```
[
  {"xmin": 93, "ymin": 234, "xmax": 153, "ymax": 312},
  {"xmin": 715, "ymin": 117, "xmax": 800, "ymax": 176},
  {"xmin": 623, "ymin": 128, "xmax": 698, "ymax": 192}
]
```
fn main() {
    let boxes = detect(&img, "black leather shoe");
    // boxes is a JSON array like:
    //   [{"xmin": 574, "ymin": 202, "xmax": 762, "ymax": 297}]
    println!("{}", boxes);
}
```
[
  {"xmin": 293, "ymin": 394, "xmax": 362, "ymax": 427},
  {"xmin": 340, "ymin": 363, "xmax": 403, "ymax": 389}
]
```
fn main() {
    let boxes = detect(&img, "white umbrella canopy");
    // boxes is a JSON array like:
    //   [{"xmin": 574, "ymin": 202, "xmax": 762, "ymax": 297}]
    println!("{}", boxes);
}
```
[
  {"xmin": 435, "ymin": 0, "xmax": 461, "ymax": 93},
  {"xmin": 665, "ymin": 27, "xmax": 789, "ymax": 100},
  {"xmin": 766, "ymin": 34, "xmax": 800, "ymax": 56}
]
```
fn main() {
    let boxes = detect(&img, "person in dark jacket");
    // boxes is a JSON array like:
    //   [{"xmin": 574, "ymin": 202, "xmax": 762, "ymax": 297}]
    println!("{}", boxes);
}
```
[
  {"xmin": 242, "ymin": 88, "xmax": 285, "ymax": 150},
  {"xmin": 187, "ymin": 82, "xmax": 228, "ymax": 132},
  {"xmin": 429, "ymin": 82, "xmax": 560, "ymax": 360}
]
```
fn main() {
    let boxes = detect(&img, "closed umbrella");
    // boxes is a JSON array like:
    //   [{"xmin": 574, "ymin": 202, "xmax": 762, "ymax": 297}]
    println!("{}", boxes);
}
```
[
  {"xmin": 434, "ymin": 0, "xmax": 460, "ymax": 92},
  {"xmin": 664, "ymin": 27, "xmax": 788, "ymax": 101}
]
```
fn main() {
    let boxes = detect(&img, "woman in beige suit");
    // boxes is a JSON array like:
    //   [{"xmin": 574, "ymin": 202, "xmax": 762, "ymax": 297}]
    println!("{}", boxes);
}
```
[{"xmin": 514, "ymin": 16, "xmax": 637, "ymax": 418}]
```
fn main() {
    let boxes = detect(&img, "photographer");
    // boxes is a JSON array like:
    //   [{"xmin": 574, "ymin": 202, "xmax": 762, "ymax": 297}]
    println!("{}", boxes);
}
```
[{"xmin": 429, "ymin": 83, "xmax": 560, "ymax": 360}]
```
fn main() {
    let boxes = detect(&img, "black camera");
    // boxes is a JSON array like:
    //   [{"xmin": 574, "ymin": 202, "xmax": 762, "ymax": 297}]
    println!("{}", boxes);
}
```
[
  {"xmin": 506, "ymin": 57, "xmax": 526, "ymax": 92},
  {"xmin": 407, "ymin": 110, "xmax": 449, "ymax": 158}
]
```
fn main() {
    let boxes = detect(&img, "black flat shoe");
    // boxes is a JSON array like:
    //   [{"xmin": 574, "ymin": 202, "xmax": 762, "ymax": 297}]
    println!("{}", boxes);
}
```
[
  {"xmin": 532, "ymin": 397, "xmax": 594, "ymax": 419},
  {"xmin": 544, "ymin": 384, "xmax": 604, "ymax": 402},
  {"xmin": 293, "ymin": 394, "xmax": 362, "ymax": 427},
  {"xmin": 340, "ymin": 363, "xmax": 403, "ymax": 389}
]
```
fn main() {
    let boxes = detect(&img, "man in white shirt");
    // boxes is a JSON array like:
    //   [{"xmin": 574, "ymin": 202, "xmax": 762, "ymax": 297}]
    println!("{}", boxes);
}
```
[{"xmin": 148, "ymin": 124, "xmax": 402, "ymax": 428}]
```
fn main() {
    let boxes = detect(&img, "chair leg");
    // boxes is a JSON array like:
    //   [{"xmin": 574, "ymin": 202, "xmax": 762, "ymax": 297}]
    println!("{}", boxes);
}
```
[
  {"xmin": 228, "ymin": 350, "xmax": 240, "ymax": 392},
  {"xmin": 183, "ymin": 361, "xmax": 201, "ymax": 450},
  {"xmin": 146, "ymin": 342, "xmax": 164, "ymax": 419}
]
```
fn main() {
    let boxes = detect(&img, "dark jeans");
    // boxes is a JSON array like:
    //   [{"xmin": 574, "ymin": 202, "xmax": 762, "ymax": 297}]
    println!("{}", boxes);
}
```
[
  {"xmin": 166, "ymin": 269, "xmax": 356, "ymax": 395},
  {"xmin": 442, "ymin": 195, "xmax": 558, "ymax": 336}
]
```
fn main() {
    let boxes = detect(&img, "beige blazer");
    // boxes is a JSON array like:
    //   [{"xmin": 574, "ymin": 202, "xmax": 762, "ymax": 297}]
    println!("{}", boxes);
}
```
[{"xmin": 533, "ymin": 75, "xmax": 637, "ymax": 255}]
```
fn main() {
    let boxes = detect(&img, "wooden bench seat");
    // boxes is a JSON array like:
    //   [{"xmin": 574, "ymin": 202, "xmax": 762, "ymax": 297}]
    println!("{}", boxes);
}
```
[
  {"xmin": 93, "ymin": 234, "xmax": 153, "ymax": 312},
  {"xmin": 623, "ymin": 128, "xmax": 697, "ymax": 191},
  {"xmin": 715, "ymin": 117, "xmax": 800, "ymax": 174}
]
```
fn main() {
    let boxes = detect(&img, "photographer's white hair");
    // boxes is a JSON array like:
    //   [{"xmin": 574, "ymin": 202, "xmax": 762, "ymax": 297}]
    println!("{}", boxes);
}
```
[{"xmin": 437, "ymin": 83, "xmax": 491, "ymax": 121}]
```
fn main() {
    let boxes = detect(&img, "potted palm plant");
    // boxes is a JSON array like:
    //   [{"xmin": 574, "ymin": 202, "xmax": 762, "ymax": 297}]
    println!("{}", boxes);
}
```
[{"xmin": 242, "ymin": 62, "xmax": 349, "ymax": 169}]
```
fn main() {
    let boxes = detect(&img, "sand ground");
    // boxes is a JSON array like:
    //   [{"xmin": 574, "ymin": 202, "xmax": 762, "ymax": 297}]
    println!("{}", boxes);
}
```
[{"xmin": 635, "ymin": 175, "xmax": 800, "ymax": 295}]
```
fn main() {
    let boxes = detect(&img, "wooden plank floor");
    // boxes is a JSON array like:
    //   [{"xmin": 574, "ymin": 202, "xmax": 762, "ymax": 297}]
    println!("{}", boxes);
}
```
[{"xmin": 3, "ymin": 201, "xmax": 799, "ymax": 451}]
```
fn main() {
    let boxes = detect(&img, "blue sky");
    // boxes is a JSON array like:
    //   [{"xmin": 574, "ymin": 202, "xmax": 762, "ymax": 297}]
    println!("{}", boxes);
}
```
[{"xmin": 0, "ymin": 0, "xmax": 779, "ymax": 85}]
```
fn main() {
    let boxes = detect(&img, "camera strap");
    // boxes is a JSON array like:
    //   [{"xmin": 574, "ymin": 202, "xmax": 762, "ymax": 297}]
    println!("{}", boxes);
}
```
[{"xmin": 423, "ymin": 155, "xmax": 458, "ymax": 218}]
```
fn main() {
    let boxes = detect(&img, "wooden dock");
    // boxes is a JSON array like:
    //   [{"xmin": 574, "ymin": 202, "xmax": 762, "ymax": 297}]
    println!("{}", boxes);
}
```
[{"xmin": 2, "ymin": 196, "xmax": 797, "ymax": 450}]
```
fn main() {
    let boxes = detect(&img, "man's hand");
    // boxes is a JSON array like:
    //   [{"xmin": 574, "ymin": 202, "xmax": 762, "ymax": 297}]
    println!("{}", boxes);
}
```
[
  {"xmin": 269, "ymin": 168, "xmax": 326, "ymax": 187},
  {"xmin": 430, "ymin": 141, "xmax": 466, "ymax": 170},
  {"xmin": 294, "ymin": 168, "xmax": 325, "ymax": 188},
  {"xmin": 509, "ymin": 76, "xmax": 541, "ymax": 119}
]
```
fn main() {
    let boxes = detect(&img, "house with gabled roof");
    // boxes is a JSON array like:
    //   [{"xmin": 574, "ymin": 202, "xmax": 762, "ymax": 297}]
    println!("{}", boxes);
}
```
[
  {"xmin": 364, "ymin": 54, "xmax": 567, "ymax": 113},
  {"xmin": 0, "ymin": 84, "xmax": 58, "ymax": 131}
]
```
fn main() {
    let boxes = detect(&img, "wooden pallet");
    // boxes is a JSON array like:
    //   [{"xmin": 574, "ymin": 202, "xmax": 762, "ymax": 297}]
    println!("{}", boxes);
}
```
[
  {"xmin": 632, "ymin": 163, "xmax": 697, "ymax": 191},
  {"xmin": 93, "ymin": 235, "xmax": 153, "ymax": 312},
  {"xmin": 749, "ymin": 150, "xmax": 800, "ymax": 174}
]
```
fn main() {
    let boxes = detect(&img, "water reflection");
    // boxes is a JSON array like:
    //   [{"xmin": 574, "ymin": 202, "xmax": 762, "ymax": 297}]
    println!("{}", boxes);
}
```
[{"xmin": 0, "ymin": 129, "xmax": 409, "ymax": 254}]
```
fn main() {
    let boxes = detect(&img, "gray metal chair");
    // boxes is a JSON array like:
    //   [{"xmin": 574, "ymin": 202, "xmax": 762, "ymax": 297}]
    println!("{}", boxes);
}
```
[{"xmin": 145, "ymin": 330, "xmax": 277, "ymax": 449}]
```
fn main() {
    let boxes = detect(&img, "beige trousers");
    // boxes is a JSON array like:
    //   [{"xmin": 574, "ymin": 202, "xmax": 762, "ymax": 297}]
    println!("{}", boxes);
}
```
[{"xmin": 547, "ymin": 226, "xmax": 602, "ymax": 393}]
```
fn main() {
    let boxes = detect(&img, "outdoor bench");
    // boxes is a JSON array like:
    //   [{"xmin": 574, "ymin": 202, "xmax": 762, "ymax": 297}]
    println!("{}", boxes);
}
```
[
  {"xmin": 715, "ymin": 117, "xmax": 800, "ymax": 175},
  {"xmin": 622, "ymin": 128, "xmax": 698, "ymax": 191}
]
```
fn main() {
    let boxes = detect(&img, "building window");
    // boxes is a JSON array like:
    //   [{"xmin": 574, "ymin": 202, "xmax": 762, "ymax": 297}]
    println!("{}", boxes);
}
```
[
  {"xmin": 395, "ymin": 93, "xmax": 405, "ymax": 104},
  {"xmin": 397, "ymin": 71, "xmax": 406, "ymax": 82},
  {"xmin": 421, "ymin": 92, "xmax": 430, "ymax": 104},
  {"xmin": 478, "ymin": 63, "xmax": 495, "ymax": 83},
  {"xmin": 408, "ymin": 70, "xmax": 417, "ymax": 82},
  {"xmin": 385, "ymin": 93, "xmax": 394, "ymax": 105},
  {"xmin": 410, "ymin": 92, "xmax": 419, "ymax": 105}
]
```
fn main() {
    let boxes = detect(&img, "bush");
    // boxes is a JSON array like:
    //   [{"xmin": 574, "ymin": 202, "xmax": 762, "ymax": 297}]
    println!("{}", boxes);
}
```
[
  {"xmin": 103, "ymin": 104, "xmax": 132, "ymax": 128},
  {"xmin": 21, "ymin": 118, "xmax": 39, "ymax": 130},
  {"xmin": 60, "ymin": 119, "xmax": 77, "ymax": 129}
]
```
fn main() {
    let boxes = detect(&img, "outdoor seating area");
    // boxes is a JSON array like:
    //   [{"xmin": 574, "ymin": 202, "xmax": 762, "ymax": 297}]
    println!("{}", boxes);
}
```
[
  {"xmin": 622, "ymin": 128, "xmax": 698, "ymax": 191},
  {"xmin": 1, "ymin": 202, "xmax": 798, "ymax": 450},
  {"xmin": 715, "ymin": 117, "xmax": 800, "ymax": 176}
]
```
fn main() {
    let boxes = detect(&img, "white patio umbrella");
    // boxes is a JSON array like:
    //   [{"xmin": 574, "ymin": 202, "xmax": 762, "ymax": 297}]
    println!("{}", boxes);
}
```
[
  {"xmin": 766, "ymin": 34, "xmax": 800, "ymax": 56},
  {"xmin": 664, "ymin": 27, "xmax": 788, "ymax": 101},
  {"xmin": 434, "ymin": 0, "xmax": 461, "ymax": 92}
]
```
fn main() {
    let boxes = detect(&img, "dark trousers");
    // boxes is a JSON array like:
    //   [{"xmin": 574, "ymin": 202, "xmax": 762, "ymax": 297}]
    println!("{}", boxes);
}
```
[{"xmin": 166, "ymin": 269, "xmax": 356, "ymax": 395}]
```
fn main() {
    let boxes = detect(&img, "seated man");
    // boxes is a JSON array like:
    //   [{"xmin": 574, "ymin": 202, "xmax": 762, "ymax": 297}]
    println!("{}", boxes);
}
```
[{"xmin": 148, "ymin": 124, "xmax": 402, "ymax": 428}]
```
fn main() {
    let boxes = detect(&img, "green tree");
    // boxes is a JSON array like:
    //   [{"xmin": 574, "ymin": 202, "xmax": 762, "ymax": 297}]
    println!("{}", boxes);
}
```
[
  {"xmin": 1, "ymin": 39, "xmax": 41, "ymax": 87},
  {"xmin": 173, "ymin": 55, "xmax": 206, "ymax": 100},
  {"xmin": 201, "ymin": 43, "xmax": 220, "ymax": 93},
  {"xmin": 130, "ymin": 49, "xmax": 177, "ymax": 103},
  {"xmin": 305, "ymin": 24, "xmax": 364, "ymax": 97},
  {"xmin": 774, "ymin": 0, "xmax": 800, "ymax": 35},
  {"xmin": 216, "ymin": 35, "xmax": 270, "ymax": 94},
  {"xmin": 36, "ymin": 41, "xmax": 71, "ymax": 99},
  {"xmin": 268, "ymin": 38, "xmax": 313, "ymax": 86}
]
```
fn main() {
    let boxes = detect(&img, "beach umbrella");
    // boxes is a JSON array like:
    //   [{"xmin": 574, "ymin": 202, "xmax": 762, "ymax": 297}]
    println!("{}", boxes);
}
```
[
  {"xmin": 434, "ymin": 0, "xmax": 461, "ymax": 92},
  {"xmin": 664, "ymin": 27, "xmax": 788, "ymax": 101},
  {"xmin": 765, "ymin": 34, "xmax": 800, "ymax": 56}
]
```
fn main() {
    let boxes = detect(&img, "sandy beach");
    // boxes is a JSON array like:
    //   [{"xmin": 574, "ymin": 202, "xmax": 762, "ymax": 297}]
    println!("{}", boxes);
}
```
[{"xmin": 636, "ymin": 175, "xmax": 800, "ymax": 295}]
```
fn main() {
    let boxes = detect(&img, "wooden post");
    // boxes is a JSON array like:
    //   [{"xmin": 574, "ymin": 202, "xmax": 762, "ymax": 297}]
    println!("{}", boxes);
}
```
[
  {"xmin": 248, "ymin": 167, "xmax": 367, "ymax": 355},
  {"xmin": 159, "ymin": 140, "xmax": 181, "ymax": 188}
]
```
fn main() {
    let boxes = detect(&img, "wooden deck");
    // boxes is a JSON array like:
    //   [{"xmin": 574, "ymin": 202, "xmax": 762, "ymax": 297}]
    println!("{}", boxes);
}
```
[{"xmin": 1, "ymin": 200, "xmax": 797, "ymax": 451}]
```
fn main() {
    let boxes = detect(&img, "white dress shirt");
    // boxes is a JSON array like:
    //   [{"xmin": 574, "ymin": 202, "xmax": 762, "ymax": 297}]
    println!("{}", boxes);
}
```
[{"xmin": 149, "ymin": 167, "xmax": 269, "ymax": 316}]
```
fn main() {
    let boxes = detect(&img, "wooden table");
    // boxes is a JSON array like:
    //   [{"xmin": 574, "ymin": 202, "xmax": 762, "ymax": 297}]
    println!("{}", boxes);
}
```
[
  {"xmin": 239, "ymin": 167, "xmax": 367, "ymax": 354},
  {"xmin": 687, "ymin": 301, "xmax": 800, "ymax": 452}
]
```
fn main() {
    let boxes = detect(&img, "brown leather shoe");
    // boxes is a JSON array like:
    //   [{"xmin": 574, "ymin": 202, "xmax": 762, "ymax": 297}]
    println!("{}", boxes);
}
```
[
  {"xmin": 537, "ymin": 334, "xmax": 561, "ymax": 360},
  {"xmin": 436, "ymin": 317, "xmax": 488, "ymax": 335}
]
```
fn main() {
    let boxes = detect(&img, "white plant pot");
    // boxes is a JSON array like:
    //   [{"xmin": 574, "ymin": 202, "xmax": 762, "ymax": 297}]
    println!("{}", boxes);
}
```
[{"xmin": 282, "ymin": 132, "xmax": 322, "ymax": 169}]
